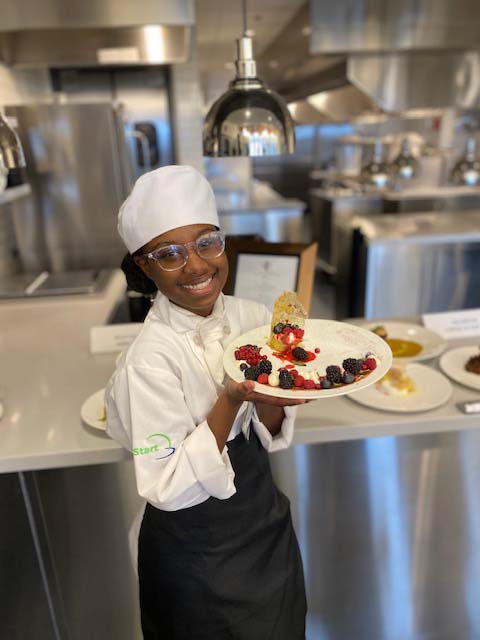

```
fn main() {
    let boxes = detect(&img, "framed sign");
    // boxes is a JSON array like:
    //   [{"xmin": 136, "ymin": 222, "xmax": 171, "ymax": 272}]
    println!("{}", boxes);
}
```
[{"xmin": 223, "ymin": 237, "xmax": 317, "ymax": 312}]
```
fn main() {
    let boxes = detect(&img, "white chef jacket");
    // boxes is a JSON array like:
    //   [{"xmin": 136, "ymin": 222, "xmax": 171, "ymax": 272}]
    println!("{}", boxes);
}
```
[{"xmin": 105, "ymin": 292, "xmax": 296, "ymax": 514}]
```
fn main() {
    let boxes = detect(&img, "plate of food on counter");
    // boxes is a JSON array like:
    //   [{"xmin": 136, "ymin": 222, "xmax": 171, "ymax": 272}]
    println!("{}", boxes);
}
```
[
  {"xmin": 223, "ymin": 292, "xmax": 393, "ymax": 399},
  {"xmin": 81, "ymin": 388, "xmax": 107, "ymax": 431},
  {"xmin": 366, "ymin": 322, "xmax": 447, "ymax": 362},
  {"xmin": 348, "ymin": 363, "xmax": 453, "ymax": 413},
  {"xmin": 439, "ymin": 345, "xmax": 480, "ymax": 391}
]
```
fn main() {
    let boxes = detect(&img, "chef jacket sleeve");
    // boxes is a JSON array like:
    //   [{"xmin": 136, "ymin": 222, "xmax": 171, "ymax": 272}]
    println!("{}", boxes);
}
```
[
  {"xmin": 250, "ymin": 404, "xmax": 296, "ymax": 452},
  {"xmin": 106, "ymin": 363, "xmax": 236, "ymax": 511}
]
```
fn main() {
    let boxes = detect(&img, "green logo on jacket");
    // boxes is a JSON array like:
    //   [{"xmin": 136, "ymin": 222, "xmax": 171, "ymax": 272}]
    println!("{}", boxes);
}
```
[{"xmin": 133, "ymin": 433, "xmax": 176, "ymax": 460}]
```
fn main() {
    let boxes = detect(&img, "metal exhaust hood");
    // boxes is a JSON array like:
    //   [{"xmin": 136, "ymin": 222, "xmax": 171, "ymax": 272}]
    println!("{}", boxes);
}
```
[
  {"xmin": 0, "ymin": 0, "xmax": 194, "ymax": 67},
  {"xmin": 258, "ymin": 0, "xmax": 480, "ymax": 122}
]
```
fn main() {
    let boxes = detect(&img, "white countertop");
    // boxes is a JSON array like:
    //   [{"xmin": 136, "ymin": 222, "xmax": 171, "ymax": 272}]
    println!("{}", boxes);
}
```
[
  {"xmin": 1, "ymin": 279, "xmax": 480, "ymax": 473},
  {"xmin": 0, "ymin": 270, "xmax": 130, "ymax": 473}
]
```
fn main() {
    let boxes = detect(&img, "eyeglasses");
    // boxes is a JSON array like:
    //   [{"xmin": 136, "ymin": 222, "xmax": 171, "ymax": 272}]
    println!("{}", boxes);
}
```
[{"xmin": 143, "ymin": 231, "xmax": 226, "ymax": 272}]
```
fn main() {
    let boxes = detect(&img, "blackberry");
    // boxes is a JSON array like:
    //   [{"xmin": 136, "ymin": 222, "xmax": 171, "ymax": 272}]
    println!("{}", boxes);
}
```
[
  {"xmin": 326, "ymin": 365, "xmax": 343, "ymax": 384},
  {"xmin": 273, "ymin": 323, "xmax": 285, "ymax": 334},
  {"xmin": 257, "ymin": 359, "xmax": 273, "ymax": 375},
  {"xmin": 342, "ymin": 358, "xmax": 362, "ymax": 375},
  {"xmin": 279, "ymin": 369, "xmax": 294, "ymax": 389},
  {"xmin": 292, "ymin": 347, "xmax": 308, "ymax": 361},
  {"xmin": 244, "ymin": 366, "xmax": 259, "ymax": 381}
]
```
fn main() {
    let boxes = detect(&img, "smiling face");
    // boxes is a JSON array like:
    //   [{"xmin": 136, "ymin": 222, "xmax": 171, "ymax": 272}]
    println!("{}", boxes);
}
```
[{"xmin": 134, "ymin": 224, "xmax": 228, "ymax": 317}]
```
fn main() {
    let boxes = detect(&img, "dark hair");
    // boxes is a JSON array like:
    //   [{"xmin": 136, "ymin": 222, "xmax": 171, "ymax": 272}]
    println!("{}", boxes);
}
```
[{"xmin": 121, "ymin": 252, "xmax": 158, "ymax": 295}]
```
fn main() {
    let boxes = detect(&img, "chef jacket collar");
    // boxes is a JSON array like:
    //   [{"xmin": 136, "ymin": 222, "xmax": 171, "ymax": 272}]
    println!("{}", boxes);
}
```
[{"xmin": 151, "ymin": 292, "xmax": 230, "ymax": 336}]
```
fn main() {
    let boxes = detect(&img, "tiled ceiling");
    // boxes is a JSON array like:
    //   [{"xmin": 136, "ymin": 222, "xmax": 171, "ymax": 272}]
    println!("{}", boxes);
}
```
[{"xmin": 196, "ymin": 0, "xmax": 307, "ymax": 102}]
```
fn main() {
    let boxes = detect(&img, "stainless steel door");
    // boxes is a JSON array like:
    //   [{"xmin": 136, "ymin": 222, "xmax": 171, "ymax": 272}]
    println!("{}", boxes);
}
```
[
  {"xmin": 8, "ymin": 103, "xmax": 132, "ymax": 272},
  {"xmin": 271, "ymin": 429, "xmax": 480, "ymax": 640}
]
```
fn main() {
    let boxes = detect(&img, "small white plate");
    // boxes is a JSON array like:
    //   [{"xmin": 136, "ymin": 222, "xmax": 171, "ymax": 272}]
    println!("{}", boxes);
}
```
[
  {"xmin": 439, "ymin": 346, "xmax": 480, "ymax": 391},
  {"xmin": 81, "ymin": 388, "xmax": 107, "ymax": 430},
  {"xmin": 223, "ymin": 319, "xmax": 393, "ymax": 400},
  {"xmin": 364, "ymin": 321, "xmax": 447, "ymax": 362},
  {"xmin": 349, "ymin": 364, "xmax": 453, "ymax": 413}
]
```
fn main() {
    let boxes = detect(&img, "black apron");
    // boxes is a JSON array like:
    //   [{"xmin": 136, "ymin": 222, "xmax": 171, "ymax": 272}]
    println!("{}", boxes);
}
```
[{"xmin": 138, "ymin": 428, "xmax": 307, "ymax": 639}]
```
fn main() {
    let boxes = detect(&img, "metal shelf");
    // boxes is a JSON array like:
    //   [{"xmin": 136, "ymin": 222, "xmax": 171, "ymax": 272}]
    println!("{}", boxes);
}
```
[{"xmin": 0, "ymin": 184, "xmax": 31, "ymax": 206}]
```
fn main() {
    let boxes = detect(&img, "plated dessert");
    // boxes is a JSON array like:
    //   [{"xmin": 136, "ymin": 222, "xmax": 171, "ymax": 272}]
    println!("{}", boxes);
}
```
[
  {"xmin": 465, "ymin": 348, "xmax": 480, "ymax": 375},
  {"xmin": 80, "ymin": 388, "xmax": 108, "ymax": 431},
  {"xmin": 376, "ymin": 365, "xmax": 416, "ymax": 397},
  {"xmin": 224, "ymin": 292, "xmax": 393, "ymax": 399},
  {"xmin": 367, "ymin": 321, "xmax": 447, "ymax": 362},
  {"xmin": 440, "ymin": 345, "xmax": 480, "ymax": 391},
  {"xmin": 372, "ymin": 325, "xmax": 422, "ymax": 358},
  {"xmin": 350, "ymin": 363, "xmax": 452, "ymax": 413}
]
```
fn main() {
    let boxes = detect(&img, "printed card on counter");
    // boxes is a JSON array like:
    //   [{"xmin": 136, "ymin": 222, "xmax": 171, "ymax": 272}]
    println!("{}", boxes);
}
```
[
  {"xmin": 422, "ymin": 308, "xmax": 480, "ymax": 340},
  {"xmin": 90, "ymin": 324, "xmax": 143, "ymax": 354}
]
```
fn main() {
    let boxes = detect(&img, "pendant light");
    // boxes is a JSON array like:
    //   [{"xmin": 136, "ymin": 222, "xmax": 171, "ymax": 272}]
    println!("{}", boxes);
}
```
[
  {"xmin": 0, "ymin": 111, "xmax": 25, "ymax": 169},
  {"xmin": 202, "ymin": 0, "xmax": 295, "ymax": 157}
]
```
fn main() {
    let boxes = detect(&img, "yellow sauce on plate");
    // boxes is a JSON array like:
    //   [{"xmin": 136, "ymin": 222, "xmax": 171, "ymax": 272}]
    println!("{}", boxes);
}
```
[{"xmin": 386, "ymin": 338, "xmax": 423, "ymax": 358}]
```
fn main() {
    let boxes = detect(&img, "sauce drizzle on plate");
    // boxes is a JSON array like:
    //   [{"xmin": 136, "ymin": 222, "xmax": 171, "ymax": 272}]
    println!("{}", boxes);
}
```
[{"xmin": 386, "ymin": 338, "xmax": 423, "ymax": 358}]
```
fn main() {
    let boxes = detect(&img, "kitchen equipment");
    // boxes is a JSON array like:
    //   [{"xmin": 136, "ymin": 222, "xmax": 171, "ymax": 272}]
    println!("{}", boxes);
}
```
[
  {"xmin": 6, "ymin": 73, "xmax": 172, "ymax": 275},
  {"xmin": 342, "ymin": 211, "xmax": 480, "ymax": 318},
  {"xmin": 391, "ymin": 137, "xmax": 418, "ymax": 183},
  {"xmin": 450, "ymin": 137, "xmax": 480, "ymax": 186},
  {"xmin": 203, "ymin": 0, "xmax": 294, "ymax": 157},
  {"xmin": 0, "ymin": 269, "xmax": 112, "ymax": 299},
  {"xmin": 360, "ymin": 141, "xmax": 392, "ymax": 189},
  {"xmin": 0, "ymin": 112, "xmax": 25, "ymax": 169}
]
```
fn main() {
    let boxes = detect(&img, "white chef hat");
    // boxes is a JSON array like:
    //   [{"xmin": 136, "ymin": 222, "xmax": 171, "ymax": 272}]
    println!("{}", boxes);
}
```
[{"xmin": 118, "ymin": 165, "xmax": 219, "ymax": 254}]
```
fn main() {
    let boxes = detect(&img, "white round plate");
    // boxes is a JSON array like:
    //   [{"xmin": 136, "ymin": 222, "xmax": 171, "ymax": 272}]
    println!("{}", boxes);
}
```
[
  {"xmin": 80, "ymin": 388, "xmax": 107, "ymax": 430},
  {"xmin": 349, "ymin": 363, "xmax": 452, "ymax": 413},
  {"xmin": 223, "ymin": 319, "xmax": 393, "ymax": 400},
  {"xmin": 364, "ymin": 321, "xmax": 447, "ymax": 362},
  {"xmin": 439, "ymin": 346, "xmax": 480, "ymax": 391}
]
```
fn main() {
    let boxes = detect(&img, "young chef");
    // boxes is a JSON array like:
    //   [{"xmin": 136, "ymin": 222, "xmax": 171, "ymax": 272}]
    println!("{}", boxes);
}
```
[{"xmin": 105, "ymin": 165, "xmax": 307, "ymax": 639}]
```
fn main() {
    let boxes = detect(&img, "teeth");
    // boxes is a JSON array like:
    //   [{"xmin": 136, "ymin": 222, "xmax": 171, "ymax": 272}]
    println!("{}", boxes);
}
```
[{"xmin": 182, "ymin": 276, "xmax": 213, "ymax": 290}]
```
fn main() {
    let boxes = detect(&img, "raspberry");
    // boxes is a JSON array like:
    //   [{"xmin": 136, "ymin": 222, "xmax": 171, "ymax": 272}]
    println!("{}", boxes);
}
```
[
  {"xmin": 326, "ymin": 365, "xmax": 343, "ymax": 384},
  {"xmin": 314, "ymin": 347, "xmax": 320, "ymax": 353},
  {"xmin": 294, "ymin": 376, "xmax": 304, "ymax": 388},
  {"xmin": 292, "ymin": 347, "xmax": 308, "ymax": 361},
  {"xmin": 304, "ymin": 379, "xmax": 315, "ymax": 389},
  {"xmin": 342, "ymin": 358, "xmax": 363, "ymax": 375},
  {"xmin": 279, "ymin": 369, "xmax": 294, "ymax": 389},
  {"xmin": 293, "ymin": 328, "xmax": 304, "ymax": 339},
  {"xmin": 282, "ymin": 325, "xmax": 291, "ymax": 334},
  {"xmin": 257, "ymin": 373, "xmax": 269, "ymax": 384},
  {"xmin": 314, "ymin": 383, "xmax": 321, "ymax": 390},
  {"xmin": 365, "ymin": 358, "xmax": 377, "ymax": 370}
]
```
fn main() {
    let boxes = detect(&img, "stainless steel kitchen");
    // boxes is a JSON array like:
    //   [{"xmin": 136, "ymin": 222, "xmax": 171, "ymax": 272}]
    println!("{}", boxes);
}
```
[{"xmin": 2, "ymin": 1, "xmax": 480, "ymax": 639}]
